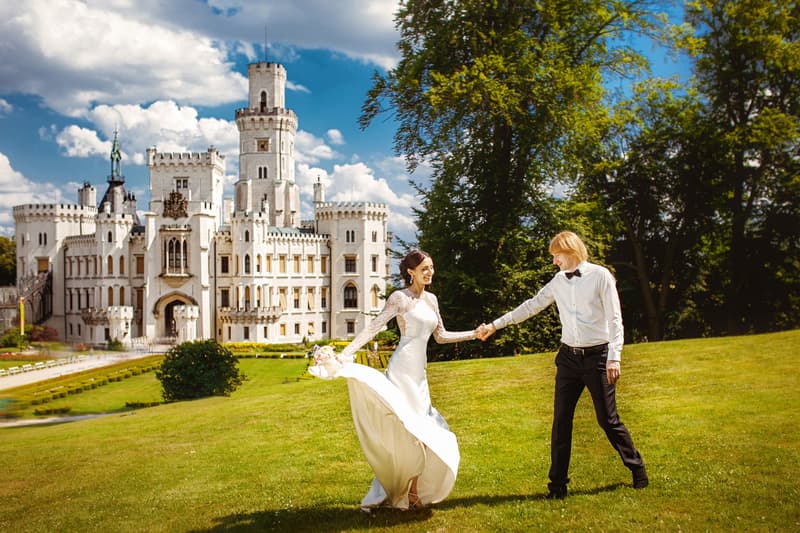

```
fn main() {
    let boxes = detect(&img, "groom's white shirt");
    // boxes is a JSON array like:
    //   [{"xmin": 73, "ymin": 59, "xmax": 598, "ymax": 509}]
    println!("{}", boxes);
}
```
[{"xmin": 491, "ymin": 261, "xmax": 624, "ymax": 361}]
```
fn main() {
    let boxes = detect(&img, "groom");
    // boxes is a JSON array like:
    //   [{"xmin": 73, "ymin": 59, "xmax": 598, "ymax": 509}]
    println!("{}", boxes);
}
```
[{"xmin": 477, "ymin": 231, "xmax": 647, "ymax": 498}]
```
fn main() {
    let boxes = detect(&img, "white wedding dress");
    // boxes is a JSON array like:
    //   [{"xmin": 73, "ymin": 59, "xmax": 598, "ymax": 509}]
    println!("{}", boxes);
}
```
[{"xmin": 325, "ymin": 289, "xmax": 475, "ymax": 510}]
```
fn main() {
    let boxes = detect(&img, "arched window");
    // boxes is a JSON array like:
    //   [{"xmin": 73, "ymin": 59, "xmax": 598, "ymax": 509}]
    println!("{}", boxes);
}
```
[
  {"xmin": 107, "ymin": 256, "xmax": 114, "ymax": 275},
  {"xmin": 244, "ymin": 286, "xmax": 251, "ymax": 310},
  {"xmin": 119, "ymin": 255, "xmax": 125, "ymax": 275},
  {"xmin": 166, "ymin": 237, "xmax": 188, "ymax": 274},
  {"xmin": 108, "ymin": 231, "xmax": 113, "ymax": 243},
  {"xmin": 108, "ymin": 286, "xmax": 114, "ymax": 306},
  {"xmin": 119, "ymin": 287, "xmax": 125, "ymax": 306},
  {"xmin": 371, "ymin": 286, "xmax": 380, "ymax": 308},
  {"xmin": 244, "ymin": 254, "xmax": 251, "ymax": 274},
  {"xmin": 260, "ymin": 91, "xmax": 267, "ymax": 112},
  {"xmin": 343, "ymin": 285, "xmax": 358, "ymax": 308},
  {"xmin": 256, "ymin": 255, "xmax": 262, "ymax": 273},
  {"xmin": 244, "ymin": 230, "xmax": 250, "ymax": 242}
]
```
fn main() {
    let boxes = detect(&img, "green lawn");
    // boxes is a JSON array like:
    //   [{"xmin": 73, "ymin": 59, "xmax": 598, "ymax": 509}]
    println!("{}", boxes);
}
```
[{"xmin": 1, "ymin": 331, "xmax": 798, "ymax": 532}]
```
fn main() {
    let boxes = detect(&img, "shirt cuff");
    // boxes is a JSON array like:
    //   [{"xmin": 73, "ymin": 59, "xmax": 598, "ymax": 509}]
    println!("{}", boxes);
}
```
[{"xmin": 607, "ymin": 349, "xmax": 621, "ymax": 362}]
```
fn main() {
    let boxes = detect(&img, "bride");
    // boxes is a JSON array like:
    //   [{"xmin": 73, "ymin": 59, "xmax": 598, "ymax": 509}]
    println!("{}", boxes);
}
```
[{"xmin": 309, "ymin": 249, "xmax": 478, "ymax": 511}]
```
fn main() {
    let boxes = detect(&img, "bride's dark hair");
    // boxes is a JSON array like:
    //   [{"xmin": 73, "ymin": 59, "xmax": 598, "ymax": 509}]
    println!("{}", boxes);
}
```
[{"xmin": 399, "ymin": 249, "xmax": 431, "ymax": 286}]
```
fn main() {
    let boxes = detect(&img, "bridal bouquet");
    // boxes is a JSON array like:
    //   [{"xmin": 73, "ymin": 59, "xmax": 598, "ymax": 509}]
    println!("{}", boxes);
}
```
[{"xmin": 308, "ymin": 344, "xmax": 351, "ymax": 379}]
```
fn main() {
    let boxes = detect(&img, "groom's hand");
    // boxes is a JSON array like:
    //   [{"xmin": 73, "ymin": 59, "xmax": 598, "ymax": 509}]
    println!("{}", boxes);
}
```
[
  {"xmin": 476, "ymin": 323, "xmax": 496, "ymax": 341},
  {"xmin": 606, "ymin": 361, "xmax": 620, "ymax": 384}
]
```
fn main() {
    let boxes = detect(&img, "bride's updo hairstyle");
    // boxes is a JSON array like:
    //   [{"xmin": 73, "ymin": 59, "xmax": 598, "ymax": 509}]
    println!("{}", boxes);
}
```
[{"xmin": 400, "ymin": 249, "xmax": 431, "ymax": 286}]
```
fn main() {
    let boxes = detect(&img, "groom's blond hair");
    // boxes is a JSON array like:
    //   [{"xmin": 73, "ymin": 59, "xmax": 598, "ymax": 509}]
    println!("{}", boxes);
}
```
[{"xmin": 549, "ymin": 231, "xmax": 588, "ymax": 262}]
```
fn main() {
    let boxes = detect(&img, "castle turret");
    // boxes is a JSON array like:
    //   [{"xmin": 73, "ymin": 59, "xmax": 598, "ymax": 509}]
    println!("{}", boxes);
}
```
[{"xmin": 234, "ymin": 61, "xmax": 300, "ymax": 227}]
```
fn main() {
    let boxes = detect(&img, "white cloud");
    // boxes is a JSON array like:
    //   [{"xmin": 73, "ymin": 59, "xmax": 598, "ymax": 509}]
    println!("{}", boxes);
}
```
[
  {"xmin": 296, "ymin": 160, "xmax": 420, "ymax": 239},
  {"xmin": 0, "ymin": 99, "xmax": 12, "ymax": 114},
  {"xmin": 0, "ymin": 0, "xmax": 248, "ymax": 116},
  {"xmin": 287, "ymin": 81, "xmax": 311, "ymax": 93},
  {"xmin": 326, "ymin": 129, "xmax": 345, "ymax": 145},
  {"xmin": 0, "ymin": 152, "xmax": 67, "ymax": 234},
  {"xmin": 54, "ymin": 101, "xmax": 240, "ymax": 167},
  {"xmin": 294, "ymin": 130, "xmax": 340, "ymax": 164}
]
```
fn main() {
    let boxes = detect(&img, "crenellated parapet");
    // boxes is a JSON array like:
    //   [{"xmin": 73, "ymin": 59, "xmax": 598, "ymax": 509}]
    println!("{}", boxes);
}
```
[
  {"xmin": 13, "ymin": 203, "xmax": 97, "ymax": 222},
  {"xmin": 314, "ymin": 201, "xmax": 389, "ymax": 221},
  {"xmin": 146, "ymin": 147, "xmax": 226, "ymax": 172}
]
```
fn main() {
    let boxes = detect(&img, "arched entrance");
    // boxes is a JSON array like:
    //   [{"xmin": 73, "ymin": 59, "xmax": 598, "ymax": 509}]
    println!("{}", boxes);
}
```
[
  {"xmin": 164, "ymin": 300, "xmax": 181, "ymax": 337},
  {"xmin": 152, "ymin": 292, "xmax": 198, "ymax": 339}
]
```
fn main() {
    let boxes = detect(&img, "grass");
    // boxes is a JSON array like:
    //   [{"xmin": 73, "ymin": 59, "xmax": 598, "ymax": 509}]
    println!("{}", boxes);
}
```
[{"xmin": 0, "ymin": 330, "xmax": 799, "ymax": 532}]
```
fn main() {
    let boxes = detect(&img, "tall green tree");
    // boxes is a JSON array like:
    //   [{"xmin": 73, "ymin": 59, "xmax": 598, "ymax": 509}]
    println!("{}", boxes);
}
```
[
  {"xmin": 582, "ymin": 80, "xmax": 723, "ymax": 341},
  {"xmin": 681, "ymin": 0, "xmax": 800, "ymax": 333},
  {"xmin": 0, "ymin": 235, "xmax": 15, "ymax": 286},
  {"xmin": 362, "ymin": 0, "xmax": 661, "ymax": 355}
]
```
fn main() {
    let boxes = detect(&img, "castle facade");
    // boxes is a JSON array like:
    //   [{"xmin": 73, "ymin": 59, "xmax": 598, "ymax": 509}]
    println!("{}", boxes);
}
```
[{"xmin": 13, "ymin": 61, "xmax": 390, "ymax": 347}]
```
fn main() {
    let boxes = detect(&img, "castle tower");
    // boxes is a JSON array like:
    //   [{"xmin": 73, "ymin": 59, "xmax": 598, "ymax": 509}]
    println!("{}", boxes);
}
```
[{"xmin": 234, "ymin": 62, "xmax": 300, "ymax": 227}]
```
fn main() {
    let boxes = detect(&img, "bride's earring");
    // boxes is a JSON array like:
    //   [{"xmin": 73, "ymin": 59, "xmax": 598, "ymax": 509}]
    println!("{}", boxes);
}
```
[{"xmin": 410, "ymin": 275, "xmax": 415, "ymax": 285}]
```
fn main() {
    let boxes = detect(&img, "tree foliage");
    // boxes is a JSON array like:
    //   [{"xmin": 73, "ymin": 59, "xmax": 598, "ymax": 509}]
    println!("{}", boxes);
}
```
[
  {"xmin": 680, "ymin": 0, "xmax": 800, "ymax": 334},
  {"xmin": 362, "ymin": 0, "xmax": 660, "ymax": 355},
  {"xmin": 156, "ymin": 340, "xmax": 245, "ymax": 401},
  {"xmin": 0, "ymin": 236, "xmax": 15, "ymax": 286}
]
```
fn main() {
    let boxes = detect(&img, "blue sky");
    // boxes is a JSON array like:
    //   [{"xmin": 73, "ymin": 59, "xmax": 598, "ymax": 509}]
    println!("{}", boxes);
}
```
[{"xmin": 0, "ymin": 0, "xmax": 689, "ymax": 245}]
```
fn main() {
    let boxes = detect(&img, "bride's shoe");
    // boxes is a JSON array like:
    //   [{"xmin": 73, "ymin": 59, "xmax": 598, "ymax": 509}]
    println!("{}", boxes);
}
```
[{"xmin": 407, "ymin": 490, "xmax": 425, "ymax": 511}]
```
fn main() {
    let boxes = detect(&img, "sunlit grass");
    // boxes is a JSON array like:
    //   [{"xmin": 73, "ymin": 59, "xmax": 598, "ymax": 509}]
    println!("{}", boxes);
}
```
[{"xmin": 1, "ymin": 331, "xmax": 798, "ymax": 532}]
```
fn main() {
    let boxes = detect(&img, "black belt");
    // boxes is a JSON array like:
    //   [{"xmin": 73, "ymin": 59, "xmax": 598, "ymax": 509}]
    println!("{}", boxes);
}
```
[{"xmin": 561, "ymin": 343, "xmax": 608, "ymax": 357}]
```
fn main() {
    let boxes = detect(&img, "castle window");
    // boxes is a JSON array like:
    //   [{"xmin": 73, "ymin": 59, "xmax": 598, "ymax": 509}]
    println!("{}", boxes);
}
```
[
  {"xmin": 307, "ymin": 255, "xmax": 314, "ymax": 273},
  {"xmin": 346, "ymin": 321, "xmax": 355, "ymax": 335},
  {"xmin": 279, "ymin": 255, "xmax": 286, "ymax": 273},
  {"xmin": 346, "ymin": 230, "xmax": 355, "ymax": 243},
  {"xmin": 244, "ymin": 287, "xmax": 251, "ymax": 309},
  {"xmin": 244, "ymin": 230, "xmax": 250, "ymax": 242},
  {"xmin": 293, "ymin": 288, "xmax": 300, "ymax": 309},
  {"xmin": 293, "ymin": 255, "xmax": 301, "ymax": 273},
  {"xmin": 136, "ymin": 255, "xmax": 144, "ymax": 275},
  {"xmin": 321, "ymin": 288, "xmax": 328, "ymax": 309},
  {"xmin": 371, "ymin": 286, "xmax": 380, "ymax": 308},
  {"xmin": 108, "ymin": 287, "xmax": 114, "ymax": 306},
  {"xmin": 244, "ymin": 254, "xmax": 251, "ymax": 274},
  {"xmin": 266, "ymin": 255, "xmax": 272, "ymax": 273},
  {"xmin": 166, "ymin": 237, "xmax": 188, "ymax": 274},
  {"xmin": 260, "ymin": 91, "xmax": 267, "ymax": 112},
  {"xmin": 37, "ymin": 257, "xmax": 48, "ymax": 273},
  {"xmin": 243, "ymin": 326, "xmax": 250, "ymax": 340},
  {"xmin": 308, "ymin": 322, "xmax": 315, "ymax": 335},
  {"xmin": 371, "ymin": 255, "xmax": 378, "ymax": 273},
  {"xmin": 108, "ymin": 231, "xmax": 113, "ymax": 243},
  {"xmin": 119, "ymin": 255, "xmax": 125, "ymax": 275},
  {"xmin": 345, "ymin": 256, "xmax": 357, "ymax": 274},
  {"xmin": 175, "ymin": 178, "xmax": 189, "ymax": 192},
  {"xmin": 321, "ymin": 256, "xmax": 328, "ymax": 274},
  {"xmin": 119, "ymin": 287, "xmax": 125, "ymax": 306},
  {"xmin": 322, "ymin": 321, "xmax": 327, "ymax": 334},
  {"xmin": 256, "ymin": 255, "xmax": 262, "ymax": 273},
  {"xmin": 257, "ymin": 138, "xmax": 269, "ymax": 152},
  {"xmin": 107, "ymin": 256, "xmax": 114, "ymax": 275},
  {"xmin": 372, "ymin": 231, "xmax": 377, "ymax": 242},
  {"xmin": 256, "ymin": 286, "xmax": 262, "ymax": 307},
  {"xmin": 307, "ymin": 288, "xmax": 314, "ymax": 310},
  {"xmin": 279, "ymin": 288, "xmax": 287, "ymax": 309},
  {"xmin": 258, "ymin": 166, "xmax": 268, "ymax": 179},
  {"xmin": 280, "ymin": 323, "xmax": 286, "ymax": 337},
  {"xmin": 220, "ymin": 288, "xmax": 230, "ymax": 308},
  {"xmin": 294, "ymin": 323, "xmax": 300, "ymax": 335},
  {"xmin": 220, "ymin": 256, "xmax": 229, "ymax": 274},
  {"xmin": 343, "ymin": 285, "xmax": 358, "ymax": 308}
]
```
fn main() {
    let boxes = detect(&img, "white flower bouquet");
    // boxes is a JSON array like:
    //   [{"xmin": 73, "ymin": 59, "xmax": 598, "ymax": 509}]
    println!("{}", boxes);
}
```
[{"xmin": 308, "ymin": 344, "xmax": 352, "ymax": 379}]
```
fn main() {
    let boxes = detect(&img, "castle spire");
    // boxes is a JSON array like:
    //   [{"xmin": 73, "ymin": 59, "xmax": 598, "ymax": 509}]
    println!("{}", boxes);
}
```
[{"xmin": 109, "ymin": 129, "xmax": 123, "ymax": 183}]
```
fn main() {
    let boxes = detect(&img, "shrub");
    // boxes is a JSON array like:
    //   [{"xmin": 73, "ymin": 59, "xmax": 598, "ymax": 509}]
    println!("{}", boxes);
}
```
[{"xmin": 156, "ymin": 340, "xmax": 244, "ymax": 402}]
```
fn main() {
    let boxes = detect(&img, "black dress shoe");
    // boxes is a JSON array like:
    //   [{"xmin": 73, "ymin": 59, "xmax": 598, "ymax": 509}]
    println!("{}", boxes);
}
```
[
  {"xmin": 546, "ymin": 485, "xmax": 568, "ymax": 499},
  {"xmin": 632, "ymin": 466, "xmax": 649, "ymax": 489}
]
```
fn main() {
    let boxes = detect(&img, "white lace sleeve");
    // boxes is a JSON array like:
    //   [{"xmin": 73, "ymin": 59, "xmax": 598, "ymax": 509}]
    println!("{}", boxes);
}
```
[
  {"xmin": 428, "ymin": 292, "xmax": 476, "ymax": 344},
  {"xmin": 339, "ymin": 291, "xmax": 404, "ymax": 360}
]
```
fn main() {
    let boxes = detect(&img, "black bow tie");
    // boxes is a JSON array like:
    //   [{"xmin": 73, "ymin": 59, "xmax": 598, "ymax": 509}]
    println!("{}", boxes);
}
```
[{"xmin": 565, "ymin": 269, "xmax": 581, "ymax": 280}]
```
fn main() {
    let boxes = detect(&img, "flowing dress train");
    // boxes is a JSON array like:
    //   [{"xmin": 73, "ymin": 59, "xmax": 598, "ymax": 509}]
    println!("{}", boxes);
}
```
[{"xmin": 321, "ymin": 289, "xmax": 474, "ymax": 510}]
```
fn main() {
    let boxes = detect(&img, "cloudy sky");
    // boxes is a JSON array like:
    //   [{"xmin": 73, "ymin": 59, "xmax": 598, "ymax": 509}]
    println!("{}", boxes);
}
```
[
  {"xmin": 0, "ymin": 0, "xmax": 426, "ymax": 243},
  {"xmin": 0, "ymin": 0, "xmax": 686, "ymax": 245}
]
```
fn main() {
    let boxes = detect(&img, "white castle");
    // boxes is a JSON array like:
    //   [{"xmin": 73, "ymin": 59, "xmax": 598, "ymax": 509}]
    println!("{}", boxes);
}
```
[{"xmin": 13, "ymin": 61, "xmax": 390, "ymax": 347}]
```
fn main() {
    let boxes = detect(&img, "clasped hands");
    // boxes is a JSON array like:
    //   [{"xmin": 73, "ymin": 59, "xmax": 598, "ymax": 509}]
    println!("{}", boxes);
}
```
[{"xmin": 474, "ymin": 322, "xmax": 496, "ymax": 341}]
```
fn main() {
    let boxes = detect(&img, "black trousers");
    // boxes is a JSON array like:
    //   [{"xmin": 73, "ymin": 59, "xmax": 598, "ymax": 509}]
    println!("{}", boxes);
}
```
[{"xmin": 548, "ymin": 344, "xmax": 644, "ymax": 490}]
